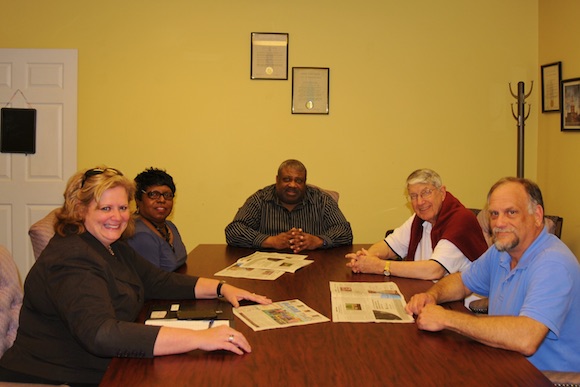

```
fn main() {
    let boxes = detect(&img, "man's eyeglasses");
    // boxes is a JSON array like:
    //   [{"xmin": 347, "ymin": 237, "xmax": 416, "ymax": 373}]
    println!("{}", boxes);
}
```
[
  {"xmin": 142, "ymin": 190, "xmax": 174, "ymax": 200},
  {"xmin": 81, "ymin": 168, "xmax": 123, "ymax": 188},
  {"xmin": 407, "ymin": 188, "xmax": 435, "ymax": 202}
]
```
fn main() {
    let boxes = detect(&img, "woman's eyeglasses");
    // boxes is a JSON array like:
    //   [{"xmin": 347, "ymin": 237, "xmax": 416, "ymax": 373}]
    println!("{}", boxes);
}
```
[
  {"xmin": 142, "ymin": 190, "xmax": 174, "ymax": 200},
  {"xmin": 81, "ymin": 168, "xmax": 123, "ymax": 188}
]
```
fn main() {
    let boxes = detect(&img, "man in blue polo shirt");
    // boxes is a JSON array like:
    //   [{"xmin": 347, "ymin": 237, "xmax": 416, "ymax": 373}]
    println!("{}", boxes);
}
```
[{"xmin": 405, "ymin": 177, "xmax": 580, "ymax": 372}]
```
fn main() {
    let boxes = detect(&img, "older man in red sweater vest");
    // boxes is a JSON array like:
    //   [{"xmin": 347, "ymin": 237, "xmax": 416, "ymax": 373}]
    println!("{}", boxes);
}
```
[{"xmin": 346, "ymin": 169, "xmax": 488, "ymax": 280}]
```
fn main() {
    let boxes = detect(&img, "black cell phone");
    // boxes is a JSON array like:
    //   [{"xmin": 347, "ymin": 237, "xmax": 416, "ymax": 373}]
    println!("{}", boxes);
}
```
[
  {"xmin": 238, "ymin": 299, "xmax": 258, "ymax": 306},
  {"xmin": 176, "ymin": 310, "xmax": 218, "ymax": 320}
]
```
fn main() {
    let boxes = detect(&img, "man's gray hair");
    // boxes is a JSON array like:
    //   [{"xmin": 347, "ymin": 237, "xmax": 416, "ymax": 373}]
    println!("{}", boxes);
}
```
[
  {"xmin": 487, "ymin": 177, "xmax": 544, "ymax": 214},
  {"xmin": 406, "ymin": 168, "xmax": 443, "ymax": 188}
]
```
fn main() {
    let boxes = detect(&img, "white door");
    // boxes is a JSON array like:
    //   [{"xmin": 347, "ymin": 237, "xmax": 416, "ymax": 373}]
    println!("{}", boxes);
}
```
[{"xmin": 0, "ymin": 49, "xmax": 77, "ymax": 279}]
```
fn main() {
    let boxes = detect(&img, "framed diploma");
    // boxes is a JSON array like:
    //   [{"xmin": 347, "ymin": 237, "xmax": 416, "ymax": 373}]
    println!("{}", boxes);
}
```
[
  {"xmin": 250, "ymin": 32, "xmax": 289, "ymax": 80},
  {"xmin": 541, "ymin": 61, "xmax": 561, "ymax": 113},
  {"xmin": 291, "ymin": 67, "xmax": 329, "ymax": 114}
]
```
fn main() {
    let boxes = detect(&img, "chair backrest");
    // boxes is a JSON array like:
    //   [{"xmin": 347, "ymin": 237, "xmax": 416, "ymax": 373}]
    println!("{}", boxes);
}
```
[
  {"xmin": 0, "ymin": 244, "xmax": 23, "ymax": 358},
  {"xmin": 308, "ymin": 184, "xmax": 339, "ymax": 202},
  {"xmin": 29, "ymin": 209, "xmax": 58, "ymax": 260},
  {"xmin": 544, "ymin": 215, "xmax": 563, "ymax": 238}
]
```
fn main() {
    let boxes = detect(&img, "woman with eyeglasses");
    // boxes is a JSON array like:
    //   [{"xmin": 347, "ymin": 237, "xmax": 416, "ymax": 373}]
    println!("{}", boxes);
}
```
[
  {"xmin": 128, "ymin": 167, "xmax": 186, "ymax": 271},
  {"xmin": 0, "ymin": 166, "xmax": 271, "ymax": 387}
]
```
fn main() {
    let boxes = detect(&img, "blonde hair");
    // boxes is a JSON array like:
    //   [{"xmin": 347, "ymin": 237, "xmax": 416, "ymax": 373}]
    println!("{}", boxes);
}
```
[{"xmin": 55, "ymin": 166, "xmax": 136, "ymax": 238}]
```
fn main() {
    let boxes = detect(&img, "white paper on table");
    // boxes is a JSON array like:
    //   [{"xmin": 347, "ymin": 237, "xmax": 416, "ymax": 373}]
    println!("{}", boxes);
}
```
[{"xmin": 145, "ymin": 319, "xmax": 230, "ymax": 330}]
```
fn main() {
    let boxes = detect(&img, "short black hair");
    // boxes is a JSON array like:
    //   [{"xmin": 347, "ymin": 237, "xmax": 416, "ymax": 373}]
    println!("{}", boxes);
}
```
[
  {"xmin": 277, "ymin": 159, "xmax": 307, "ymax": 180},
  {"xmin": 134, "ymin": 167, "xmax": 176, "ymax": 200}
]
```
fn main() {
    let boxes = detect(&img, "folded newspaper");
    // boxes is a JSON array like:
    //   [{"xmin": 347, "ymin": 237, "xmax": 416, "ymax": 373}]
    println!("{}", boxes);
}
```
[
  {"xmin": 215, "ymin": 251, "xmax": 313, "ymax": 280},
  {"xmin": 233, "ymin": 299, "xmax": 330, "ymax": 331},
  {"xmin": 330, "ymin": 281, "xmax": 414, "ymax": 323}
]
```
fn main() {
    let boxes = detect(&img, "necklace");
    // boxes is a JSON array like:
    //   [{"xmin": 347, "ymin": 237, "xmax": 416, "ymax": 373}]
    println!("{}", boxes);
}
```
[
  {"xmin": 106, "ymin": 245, "xmax": 115, "ymax": 256},
  {"xmin": 143, "ymin": 217, "xmax": 175, "ymax": 252}
]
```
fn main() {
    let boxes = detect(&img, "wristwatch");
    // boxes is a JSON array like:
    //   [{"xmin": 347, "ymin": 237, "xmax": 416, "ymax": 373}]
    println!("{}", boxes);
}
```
[
  {"xmin": 216, "ymin": 280, "xmax": 226, "ymax": 298},
  {"xmin": 383, "ymin": 261, "xmax": 391, "ymax": 276}
]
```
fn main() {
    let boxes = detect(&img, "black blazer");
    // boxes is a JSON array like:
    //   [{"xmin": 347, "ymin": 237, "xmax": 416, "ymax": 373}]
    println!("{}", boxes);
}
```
[{"xmin": 0, "ymin": 232, "xmax": 199, "ymax": 385}]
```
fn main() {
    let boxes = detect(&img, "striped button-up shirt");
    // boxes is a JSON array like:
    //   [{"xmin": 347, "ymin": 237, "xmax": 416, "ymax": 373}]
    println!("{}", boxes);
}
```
[{"xmin": 225, "ymin": 185, "xmax": 353, "ymax": 249}]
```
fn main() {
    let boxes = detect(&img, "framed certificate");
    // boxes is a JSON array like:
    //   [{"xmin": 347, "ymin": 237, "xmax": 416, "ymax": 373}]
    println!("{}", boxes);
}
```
[
  {"xmin": 291, "ymin": 67, "xmax": 329, "ymax": 114},
  {"xmin": 250, "ymin": 32, "xmax": 289, "ymax": 80},
  {"xmin": 541, "ymin": 61, "xmax": 561, "ymax": 113}
]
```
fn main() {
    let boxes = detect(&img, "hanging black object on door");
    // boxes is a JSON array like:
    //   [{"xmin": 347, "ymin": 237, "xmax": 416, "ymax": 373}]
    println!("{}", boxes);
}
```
[
  {"xmin": 1, "ymin": 107, "xmax": 37, "ymax": 154},
  {"xmin": 1, "ymin": 89, "xmax": 37, "ymax": 154}
]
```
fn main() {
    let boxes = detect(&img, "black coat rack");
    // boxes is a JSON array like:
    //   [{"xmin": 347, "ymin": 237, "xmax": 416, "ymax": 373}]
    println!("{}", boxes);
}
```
[{"xmin": 509, "ymin": 81, "xmax": 533, "ymax": 178}]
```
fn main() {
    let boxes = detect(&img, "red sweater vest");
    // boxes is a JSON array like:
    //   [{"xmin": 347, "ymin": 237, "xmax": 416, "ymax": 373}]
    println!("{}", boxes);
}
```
[{"xmin": 406, "ymin": 192, "xmax": 488, "ymax": 262}]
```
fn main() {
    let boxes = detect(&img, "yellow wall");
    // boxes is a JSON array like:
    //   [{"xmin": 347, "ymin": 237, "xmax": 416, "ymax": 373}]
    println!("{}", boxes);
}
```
[
  {"xmin": 2, "ymin": 1, "xmax": 544, "ymax": 252},
  {"xmin": 538, "ymin": 0, "xmax": 580, "ymax": 257}
]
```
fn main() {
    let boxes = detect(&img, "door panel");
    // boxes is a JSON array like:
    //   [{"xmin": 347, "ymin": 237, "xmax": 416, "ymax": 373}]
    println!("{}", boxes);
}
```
[{"xmin": 0, "ymin": 49, "xmax": 77, "ymax": 279}]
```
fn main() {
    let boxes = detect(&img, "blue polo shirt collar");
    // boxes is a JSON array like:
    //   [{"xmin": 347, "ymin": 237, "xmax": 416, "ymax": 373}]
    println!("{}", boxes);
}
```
[{"xmin": 498, "ymin": 226, "xmax": 550, "ymax": 272}]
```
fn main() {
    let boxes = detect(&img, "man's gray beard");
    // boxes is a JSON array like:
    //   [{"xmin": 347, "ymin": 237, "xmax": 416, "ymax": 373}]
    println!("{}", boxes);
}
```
[{"xmin": 493, "ymin": 235, "xmax": 519, "ymax": 252}]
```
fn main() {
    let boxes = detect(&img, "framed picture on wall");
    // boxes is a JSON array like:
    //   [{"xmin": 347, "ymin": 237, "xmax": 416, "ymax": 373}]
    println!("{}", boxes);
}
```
[
  {"xmin": 250, "ymin": 32, "xmax": 289, "ymax": 80},
  {"xmin": 291, "ymin": 67, "xmax": 329, "ymax": 114},
  {"xmin": 541, "ymin": 61, "xmax": 561, "ymax": 113},
  {"xmin": 561, "ymin": 77, "xmax": 580, "ymax": 131}
]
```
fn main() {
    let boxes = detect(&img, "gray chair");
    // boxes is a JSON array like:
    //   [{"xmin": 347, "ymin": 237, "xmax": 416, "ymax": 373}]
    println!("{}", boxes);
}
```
[
  {"xmin": 0, "ymin": 244, "xmax": 70, "ymax": 386},
  {"xmin": 0, "ymin": 244, "xmax": 23, "ymax": 358},
  {"xmin": 308, "ymin": 184, "xmax": 339, "ymax": 203},
  {"xmin": 28, "ymin": 209, "xmax": 58, "ymax": 260}
]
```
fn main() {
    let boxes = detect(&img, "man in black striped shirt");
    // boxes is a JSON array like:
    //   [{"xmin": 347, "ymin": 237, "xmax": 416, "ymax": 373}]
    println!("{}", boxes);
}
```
[{"xmin": 225, "ymin": 159, "xmax": 353, "ymax": 253}]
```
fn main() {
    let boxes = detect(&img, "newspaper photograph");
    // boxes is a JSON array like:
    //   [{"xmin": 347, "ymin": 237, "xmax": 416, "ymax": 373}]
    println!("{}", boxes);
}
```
[
  {"xmin": 330, "ymin": 281, "xmax": 414, "ymax": 323},
  {"xmin": 233, "ymin": 299, "xmax": 330, "ymax": 331},
  {"xmin": 215, "ymin": 251, "xmax": 313, "ymax": 280}
]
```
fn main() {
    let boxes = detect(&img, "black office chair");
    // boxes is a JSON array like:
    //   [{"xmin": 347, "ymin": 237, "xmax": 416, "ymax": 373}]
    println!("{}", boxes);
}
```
[{"xmin": 545, "ymin": 214, "xmax": 564, "ymax": 238}]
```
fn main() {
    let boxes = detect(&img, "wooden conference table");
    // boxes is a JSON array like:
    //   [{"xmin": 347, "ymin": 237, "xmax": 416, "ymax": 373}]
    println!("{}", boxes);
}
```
[{"xmin": 100, "ymin": 244, "xmax": 551, "ymax": 387}]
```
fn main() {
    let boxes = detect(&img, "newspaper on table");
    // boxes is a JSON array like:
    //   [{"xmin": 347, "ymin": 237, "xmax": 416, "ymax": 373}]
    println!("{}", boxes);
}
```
[
  {"xmin": 215, "ymin": 251, "xmax": 313, "ymax": 280},
  {"xmin": 233, "ymin": 299, "xmax": 330, "ymax": 331},
  {"xmin": 330, "ymin": 281, "xmax": 414, "ymax": 323}
]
